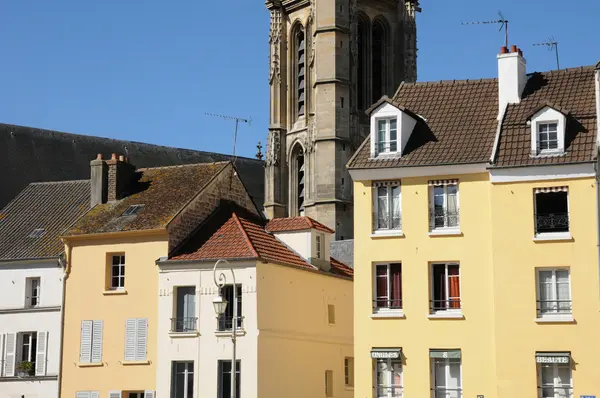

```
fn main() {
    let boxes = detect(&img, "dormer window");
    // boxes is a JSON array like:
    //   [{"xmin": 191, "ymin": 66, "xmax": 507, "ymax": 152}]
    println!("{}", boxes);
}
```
[
  {"xmin": 376, "ymin": 118, "xmax": 397, "ymax": 155},
  {"xmin": 538, "ymin": 122, "xmax": 559, "ymax": 153},
  {"xmin": 369, "ymin": 101, "xmax": 417, "ymax": 159},
  {"xmin": 529, "ymin": 105, "xmax": 567, "ymax": 156}
]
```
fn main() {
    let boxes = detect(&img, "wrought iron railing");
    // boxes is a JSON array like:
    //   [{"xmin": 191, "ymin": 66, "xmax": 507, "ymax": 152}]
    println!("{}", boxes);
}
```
[
  {"xmin": 376, "ymin": 141, "xmax": 398, "ymax": 155},
  {"xmin": 537, "ymin": 300, "xmax": 572, "ymax": 316},
  {"xmin": 375, "ymin": 215, "xmax": 402, "ymax": 231},
  {"xmin": 375, "ymin": 386, "xmax": 403, "ymax": 398},
  {"xmin": 430, "ymin": 209, "xmax": 460, "ymax": 229},
  {"xmin": 373, "ymin": 299, "xmax": 403, "ymax": 311},
  {"xmin": 430, "ymin": 299, "xmax": 461, "ymax": 312},
  {"xmin": 217, "ymin": 315, "xmax": 244, "ymax": 331},
  {"xmin": 170, "ymin": 317, "xmax": 198, "ymax": 333},
  {"xmin": 431, "ymin": 387, "xmax": 463, "ymax": 398},
  {"xmin": 535, "ymin": 212, "xmax": 569, "ymax": 234},
  {"xmin": 538, "ymin": 386, "xmax": 573, "ymax": 398}
]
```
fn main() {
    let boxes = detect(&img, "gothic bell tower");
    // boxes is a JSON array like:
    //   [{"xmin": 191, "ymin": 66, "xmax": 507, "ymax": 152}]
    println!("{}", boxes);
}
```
[{"xmin": 264, "ymin": 0, "xmax": 420, "ymax": 240}]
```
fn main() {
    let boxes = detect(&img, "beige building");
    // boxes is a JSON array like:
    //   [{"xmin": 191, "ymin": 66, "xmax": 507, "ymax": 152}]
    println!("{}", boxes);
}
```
[{"xmin": 263, "ymin": 0, "xmax": 421, "ymax": 240}]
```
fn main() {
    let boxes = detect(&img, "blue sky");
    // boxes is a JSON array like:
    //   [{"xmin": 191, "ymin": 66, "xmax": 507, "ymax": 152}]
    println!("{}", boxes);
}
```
[{"xmin": 0, "ymin": 0, "xmax": 598, "ymax": 158}]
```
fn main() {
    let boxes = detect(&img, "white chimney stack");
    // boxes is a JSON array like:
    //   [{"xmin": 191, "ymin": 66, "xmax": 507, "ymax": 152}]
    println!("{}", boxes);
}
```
[{"xmin": 498, "ymin": 45, "xmax": 527, "ymax": 117}]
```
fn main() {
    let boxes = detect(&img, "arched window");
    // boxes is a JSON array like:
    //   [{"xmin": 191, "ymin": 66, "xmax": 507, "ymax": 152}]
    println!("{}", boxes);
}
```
[
  {"xmin": 290, "ymin": 143, "xmax": 306, "ymax": 216},
  {"xmin": 372, "ymin": 18, "xmax": 388, "ymax": 103},
  {"xmin": 356, "ymin": 14, "xmax": 370, "ymax": 111},
  {"xmin": 296, "ymin": 30, "xmax": 306, "ymax": 118}
]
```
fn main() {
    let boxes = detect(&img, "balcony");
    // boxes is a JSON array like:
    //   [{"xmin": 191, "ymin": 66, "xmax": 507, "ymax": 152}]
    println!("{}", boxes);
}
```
[
  {"xmin": 170, "ymin": 317, "xmax": 198, "ymax": 333},
  {"xmin": 373, "ymin": 299, "xmax": 402, "ymax": 312},
  {"xmin": 430, "ymin": 299, "xmax": 461, "ymax": 313},
  {"xmin": 217, "ymin": 315, "xmax": 244, "ymax": 331},
  {"xmin": 538, "ymin": 386, "xmax": 573, "ymax": 398},
  {"xmin": 431, "ymin": 388, "xmax": 463, "ymax": 398},
  {"xmin": 430, "ymin": 210, "xmax": 460, "ymax": 231},
  {"xmin": 376, "ymin": 386, "xmax": 403, "ymax": 398},
  {"xmin": 536, "ymin": 300, "xmax": 573, "ymax": 322},
  {"xmin": 535, "ymin": 213, "xmax": 569, "ymax": 234}
]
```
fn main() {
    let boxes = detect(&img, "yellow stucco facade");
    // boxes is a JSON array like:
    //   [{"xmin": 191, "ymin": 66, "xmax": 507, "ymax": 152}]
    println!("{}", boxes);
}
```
[
  {"xmin": 353, "ymin": 170, "xmax": 600, "ymax": 398},
  {"xmin": 61, "ymin": 232, "xmax": 167, "ymax": 398}
]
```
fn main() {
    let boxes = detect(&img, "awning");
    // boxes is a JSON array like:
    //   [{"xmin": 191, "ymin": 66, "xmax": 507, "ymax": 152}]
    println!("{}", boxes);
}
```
[
  {"xmin": 430, "ymin": 349, "xmax": 461, "ymax": 359},
  {"xmin": 371, "ymin": 348, "xmax": 402, "ymax": 359},
  {"xmin": 429, "ymin": 179, "xmax": 458, "ymax": 187},
  {"xmin": 534, "ymin": 186, "xmax": 568, "ymax": 194},
  {"xmin": 536, "ymin": 352, "xmax": 570, "ymax": 364}
]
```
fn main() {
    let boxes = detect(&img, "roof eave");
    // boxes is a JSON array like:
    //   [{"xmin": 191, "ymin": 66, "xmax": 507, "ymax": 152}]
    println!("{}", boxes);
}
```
[{"xmin": 61, "ymin": 228, "xmax": 167, "ymax": 241}]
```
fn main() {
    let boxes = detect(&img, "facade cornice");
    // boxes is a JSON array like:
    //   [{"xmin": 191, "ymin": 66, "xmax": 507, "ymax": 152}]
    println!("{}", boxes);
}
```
[
  {"xmin": 0, "ymin": 306, "xmax": 61, "ymax": 315},
  {"xmin": 349, "ymin": 163, "xmax": 489, "ymax": 181}
]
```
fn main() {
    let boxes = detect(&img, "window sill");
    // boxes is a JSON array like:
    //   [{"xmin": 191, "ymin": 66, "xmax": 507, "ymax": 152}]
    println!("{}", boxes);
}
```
[
  {"xmin": 370, "ymin": 230, "xmax": 404, "ymax": 239},
  {"xmin": 102, "ymin": 289, "xmax": 127, "ymax": 296},
  {"xmin": 427, "ymin": 312, "xmax": 464, "ymax": 320},
  {"xmin": 429, "ymin": 229, "xmax": 462, "ymax": 237},
  {"xmin": 533, "ymin": 233, "xmax": 572, "ymax": 242},
  {"xmin": 371, "ymin": 311, "xmax": 405, "ymax": 319},
  {"xmin": 169, "ymin": 331, "xmax": 200, "ymax": 338},
  {"xmin": 536, "ymin": 315, "xmax": 575, "ymax": 323},
  {"xmin": 120, "ymin": 360, "xmax": 150, "ymax": 366},
  {"xmin": 215, "ymin": 329, "xmax": 246, "ymax": 337},
  {"xmin": 78, "ymin": 362, "xmax": 104, "ymax": 368},
  {"xmin": 371, "ymin": 152, "xmax": 401, "ymax": 160}
]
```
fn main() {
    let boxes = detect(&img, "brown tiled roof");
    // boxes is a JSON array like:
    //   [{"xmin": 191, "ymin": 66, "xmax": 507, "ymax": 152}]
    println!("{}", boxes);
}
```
[
  {"xmin": 67, "ymin": 162, "xmax": 228, "ymax": 235},
  {"xmin": 348, "ymin": 78, "xmax": 499, "ymax": 169},
  {"xmin": 0, "ymin": 180, "xmax": 90, "ymax": 261},
  {"xmin": 266, "ymin": 216, "xmax": 335, "ymax": 234},
  {"xmin": 330, "ymin": 257, "xmax": 354, "ymax": 278},
  {"xmin": 493, "ymin": 66, "xmax": 597, "ymax": 167}
]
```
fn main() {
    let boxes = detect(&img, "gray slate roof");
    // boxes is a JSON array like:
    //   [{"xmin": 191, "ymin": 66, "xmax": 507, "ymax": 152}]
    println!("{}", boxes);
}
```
[
  {"xmin": 0, "ymin": 180, "xmax": 90, "ymax": 261},
  {"xmin": 0, "ymin": 123, "xmax": 264, "ymax": 210}
]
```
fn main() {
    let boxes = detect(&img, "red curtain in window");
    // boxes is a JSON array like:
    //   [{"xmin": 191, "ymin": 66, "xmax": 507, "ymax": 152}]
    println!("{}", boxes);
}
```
[
  {"xmin": 390, "ymin": 264, "xmax": 402, "ymax": 309},
  {"xmin": 376, "ymin": 266, "xmax": 388, "ymax": 308},
  {"xmin": 448, "ymin": 265, "xmax": 460, "ymax": 308}
]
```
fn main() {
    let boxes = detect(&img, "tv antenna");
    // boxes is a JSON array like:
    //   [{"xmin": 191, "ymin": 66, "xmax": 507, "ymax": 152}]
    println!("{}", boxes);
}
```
[
  {"xmin": 462, "ymin": 11, "xmax": 509, "ymax": 48},
  {"xmin": 205, "ymin": 112, "xmax": 252, "ymax": 162},
  {"xmin": 534, "ymin": 37, "xmax": 560, "ymax": 70}
]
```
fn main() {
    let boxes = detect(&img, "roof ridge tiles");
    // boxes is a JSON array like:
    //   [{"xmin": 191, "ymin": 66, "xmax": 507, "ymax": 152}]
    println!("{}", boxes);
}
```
[
  {"xmin": 232, "ymin": 213, "xmax": 260, "ymax": 258},
  {"xmin": 137, "ymin": 161, "xmax": 230, "ymax": 171},
  {"xmin": 29, "ymin": 179, "xmax": 90, "ymax": 185}
]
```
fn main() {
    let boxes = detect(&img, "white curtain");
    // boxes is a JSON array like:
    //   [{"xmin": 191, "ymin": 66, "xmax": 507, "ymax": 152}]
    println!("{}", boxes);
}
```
[
  {"xmin": 378, "ymin": 187, "xmax": 389, "ymax": 229},
  {"xmin": 539, "ymin": 271, "xmax": 554, "ymax": 312},
  {"xmin": 556, "ymin": 271, "xmax": 570, "ymax": 312},
  {"xmin": 391, "ymin": 186, "xmax": 401, "ymax": 229}
]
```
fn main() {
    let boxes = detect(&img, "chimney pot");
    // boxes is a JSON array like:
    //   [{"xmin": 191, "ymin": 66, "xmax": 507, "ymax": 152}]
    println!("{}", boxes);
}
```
[
  {"xmin": 96, "ymin": 153, "xmax": 103, "ymax": 160},
  {"xmin": 518, "ymin": 49, "xmax": 523, "ymax": 57},
  {"xmin": 511, "ymin": 45, "xmax": 518, "ymax": 53},
  {"xmin": 119, "ymin": 155, "xmax": 125, "ymax": 162},
  {"xmin": 500, "ymin": 46, "xmax": 508, "ymax": 54},
  {"xmin": 111, "ymin": 153, "xmax": 117, "ymax": 160}
]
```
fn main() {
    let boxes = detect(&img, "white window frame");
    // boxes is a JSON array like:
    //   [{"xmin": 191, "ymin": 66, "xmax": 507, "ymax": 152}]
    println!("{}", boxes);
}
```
[
  {"xmin": 316, "ymin": 233, "xmax": 323, "ymax": 259},
  {"xmin": 372, "ymin": 182, "xmax": 402, "ymax": 235},
  {"xmin": 344, "ymin": 357, "xmax": 354, "ymax": 388},
  {"xmin": 110, "ymin": 254, "xmax": 126, "ymax": 290},
  {"xmin": 537, "ymin": 361, "xmax": 573, "ymax": 398},
  {"xmin": 533, "ymin": 188, "xmax": 571, "ymax": 240},
  {"xmin": 431, "ymin": 357, "xmax": 462, "ymax": 398},
  {"xmin": 429, "ymin": 182, "xmax": 460, "ymax": 233},
  {"xmin": 171, "ymin": 361, "xmax": 194, "ymax": 398},
  {"xmin": 25, "ymin": 277, "xmax": 41, "ymax": 308},
  {"xmin": 18, "ymin": 332, "xmax": 36, "ymax": 363},
  {"xmin": 374, "ymin": 358, "xmax": 403, "ymax": 398},
  {"xmin": 536, "ymin": 268, "xmax": 572, "ymax": 321},
  {"xmin": 537, "ymin": 121, "xmax": 560, "ymax": 153},
  {"xmin": 429, "ymin": 263, "xmax": 461, "ymax": 315},
  {"xmin": 374, "ymin": 117, "xmax": 398, "ymax": 156},
  {"xmin": 373, "ymin": 263, "xmax": 403, "ymax": 315},
  {"xmin": 530, "ymin": 107, "xmax": 566, "ymax": 157}
]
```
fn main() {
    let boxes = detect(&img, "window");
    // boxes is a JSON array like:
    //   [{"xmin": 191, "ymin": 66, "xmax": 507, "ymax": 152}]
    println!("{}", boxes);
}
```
[
  {"xmin": 375, "ymin": 118, "xmax": 397, "ymax": 155},
  {"xmin": 18, "ymin": 332, "xmax": 37, "ymax": 367},
  {"xmin": 537, "ymin": 269, "xmax": 571, "ymax": 319},
  {"xmin": 291, "ymin": 143, "xmax": 306, "ymax": 216},
  {"xmin": 110, "ymin": 254, "xmax": 126, "ymax": 290},
  {"xmin": 127, "ymin": 393, "xmax": 144, "ymax": 398},
  {"xmin": 374, "ymin": 263, "xmax": 402, "ymax": 312},
  {"xmin": 429, "ymin": 180, "xmax": 459, "ymax": 230},
  {"xmin": 356, "ymin": 14, "xmax": 369, "ymax": 111},
  {"xmin": 373, "ymin": 182, "xmax": 401, "ymax": 232},
  {"xmin": 534, "ymin": 187, "xmax": 569, "ymax": 236},
  {"xmin": 107, "ymin": 392, "xmax": 154, "ymax": 398},
  {"xmin": 25, "ymin": 277, "xmax": 41, "ymax": 308},
  {"xmin": 372, "ymin": 19, "xmax": 388, "ymax": 102},
  {"xmin": 431, "ymin": 351, "xmax": 462, "ymax": 398},
  {"xmin": 536, "ymin": 353, "xmax": 572, "ymax": 398},
  {"xmin": 218, "ymin": 285, "xmax": 242, "ymax": 331},
  {"xmin": 431, "ymin": 263, "xmax": 461, "ymax": 313},
  {"xmin": 375, "ymin": 358, "xmax": 402, "ymax": 398},
  {"xmin": 218, "ymin": 360, "xmax": 241, "ymax": 398},
  {"xmin": 171, "ymin": 361, "xmax": 194, "ymax": 398},
  {"xmin": 2, "ymin": 331, "xmax": 47, "ymax": 377},
  {"xmin": 325, "ymin": 370, "xmax": 334, "ymax": 397},
  {"xmin": 76, "ymin": 392, "xmax": 100, "ymax": 398},
  {"xmin": 172, "ymin": 287, "xmax": 197, "ymax": 332},
  {"xmin": 316, "ymin": 234, "xmax": 323, "ymax": 259},
  {"xmin": 80, "ymin": 320, "xmax": 103, "ymax": 364},
  {"xmin": 121, "ymin": 204, "xmax": 144, "ymax": 217},
  {"xmin": 328, "ymin": 304, "xmax": 336, "ymax": 325},
  {"xmin": 344, "ymin": 357, "xmax": 355, "ymax": 388},
  {"xmin": 124, "ymin": 318, "xmax": 148, "ymax": 361},
  {"xmin": 538, "ymin": 122, "xmax": 559, "ymax": 153},
  {"xmin": 296, "ymin": 29, "xmax": 306, "ymax": 118}
]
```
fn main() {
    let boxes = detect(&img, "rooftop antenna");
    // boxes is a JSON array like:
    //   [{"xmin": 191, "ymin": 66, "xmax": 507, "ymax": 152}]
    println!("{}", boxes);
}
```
[
  {"xmin": 205, "ymin": 112, "xmax": 252, "ymax": 163},
  {"xmin": 533, "ymin": 37, "xmax": 560, "ymax": 70},
  {"xmin": 462, "ymin": 11, "xmax": 509, "ymax": 48}
]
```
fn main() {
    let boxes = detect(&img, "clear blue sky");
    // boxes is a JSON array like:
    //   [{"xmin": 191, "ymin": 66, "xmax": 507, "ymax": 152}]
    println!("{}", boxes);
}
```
[{"xmin": 0, "ymin": 0, "xmax": 598, "ymax": 158}]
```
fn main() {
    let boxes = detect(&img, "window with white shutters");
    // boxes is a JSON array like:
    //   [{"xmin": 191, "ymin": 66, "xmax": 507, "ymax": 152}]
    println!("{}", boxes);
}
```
[
  {"xmin": 35, "ymin": 331, "xmax": 48, "ymax": 376},
  {"xmin": 80, "ymin": 320, "xmax": 103, "ymax": 364},
  {"xmin": 125, "ymin": 318, "xmax": 148, "ymax": 361},
  {"xmin": 4, "ymin": 333, "xmax": 16, "ymax": 377},
  {"xmin": 76, "ymin": 391, "xmax": 99, "ymax": 398}
]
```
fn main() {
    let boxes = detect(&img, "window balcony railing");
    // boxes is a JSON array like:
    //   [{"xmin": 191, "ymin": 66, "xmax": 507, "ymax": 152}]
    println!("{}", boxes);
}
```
[
  {"xmin": 431, "ymin": 387, "xmax": 463, "ymax": 398},
  {"xmin": 538, "ymin": 386, "xmax": 573, "ymax": 398},
  {"xmin": 430, "ymin": 299, "xmax": 461, "ymax": 312},
  {"xmin": 373, "ymin": 299, "xmax": 403, "ymax": 311},
  {"xmin": 537, "ymin": 300, "xmax": 572, "ymax": 317},
  {"xmin": 374, "ymin": 216, "xmax": 402, "ymax": 231},
  {"xmin": 430, "ymin": 210, "xmax": 460, "ymax": 230},
  {"xmin": 170, "ymin": 317, "xmax": 198, "ymax": 333},
  {"xmin": 217, "ymin": 315, "xmax": 244, "ymax": 331},
  {"xmin": 375, "ymin": 386, "xmax": 403, "ymax": 398},
  {"xmin": 535, "ymin": 212, "xmax": 569, "ymax": 234}
]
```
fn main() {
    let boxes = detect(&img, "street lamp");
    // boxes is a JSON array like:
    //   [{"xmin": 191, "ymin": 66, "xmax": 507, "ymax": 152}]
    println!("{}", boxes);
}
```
[{"xmin": 213, "ymin": 259, "xmax": 237, "ymax": 398}]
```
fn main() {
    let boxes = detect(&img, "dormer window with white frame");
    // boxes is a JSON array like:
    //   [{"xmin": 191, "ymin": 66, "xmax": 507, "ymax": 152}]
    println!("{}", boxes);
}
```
[
  {"xmin": 370, "ymin": 102, "xmax": 417, "ymax": 158},
  {"xmin": 529, "ymin": 106, "xmax": 567, "ymax": 157},
  {"xmin": 376, "ymin": 118, "xmax": 397, "ymax": 155}
]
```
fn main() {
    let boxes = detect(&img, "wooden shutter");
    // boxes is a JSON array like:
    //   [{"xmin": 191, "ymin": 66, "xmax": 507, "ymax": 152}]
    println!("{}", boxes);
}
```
[
  {"xmin": 136, "ymin": 318, "xmax": 148, "ymax": 361},
  {"xmin": 91, "ymin": 320, "xmax": 103, "ymax": 363},
  {"xmin": 4, "ymin": 333, "xmax": 16, "ymax": 377},
  {"xmin": 79, "ymin": 320, "xmax": 93, "ymax": 363},
  {"xmin": 90, "ymin": 392, "xmax": 99, "ymax": 398},
  {"xmin": 124, "ymin": 319, "xmax": 137, "ymax": 361},
  {"xmin": 144, "ymin": 391, "xmax": 155, "ymax": 398},
  {"xmin": 108, "ymin": 391, "xmax": 122, "ymax": 398},
  {"xmin": 35, "ymin": 331, "xmax": 48, "ymax": 376}
]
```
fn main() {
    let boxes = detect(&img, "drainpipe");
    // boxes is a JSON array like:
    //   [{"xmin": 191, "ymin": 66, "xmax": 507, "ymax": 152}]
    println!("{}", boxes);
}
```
[
  {"xmin": 595, "ymin": 66, "xmax": 600, "ymax": 299},
  {"xmin": 57, "ymin": 240, "xmax": 72, "ymax": 398}
]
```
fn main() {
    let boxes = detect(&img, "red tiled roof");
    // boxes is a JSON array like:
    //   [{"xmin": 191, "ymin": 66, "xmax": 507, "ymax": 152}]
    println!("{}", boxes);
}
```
[
  {"xmin": 266, "ymin": 216, "xmax": 335, "ymax": 234},
  {"xmin": 330, "ymin": 257, "xmax": 354, "ymax": 278}
]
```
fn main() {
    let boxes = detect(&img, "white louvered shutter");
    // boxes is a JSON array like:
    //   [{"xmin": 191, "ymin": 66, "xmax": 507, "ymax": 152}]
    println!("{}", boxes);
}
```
[
  {"xmin": 76, "ymin": 392, "xmax": 91, "ymax": 398},
  {"xmin": 80, "ymin": 321, "xmax": 93, "ymax": 363},
  {"xmin": 90, "ymin": 392, "xmax": 99, "ymax": 398},
  {"xmin": 0, "ymin": 333, "xmax": 4, "ymax": 377},
  {"xmin": 4, "ymin": 333, "xmax": 16, "ymax": 377},
  {"xmin": 91, "ymin": 320, "xmax": 103, "ymax": 363},
  {"xmin": 136, "ymin": 318, "xmax": 148, "ymax": 361},
  {"xmin": 124, "ymin": 319, "xmax": 137, "ymax": 361},
  {"xmin": 35, "ymin": 331, "xmax": 48, "ymax": 375},
  {"xmin": 109, "ymin": 391, "xmax": 122, "ymax": 398},
  {"xmin": 144, "ymin": 390, "xmax": 155, "ymax": 398}
]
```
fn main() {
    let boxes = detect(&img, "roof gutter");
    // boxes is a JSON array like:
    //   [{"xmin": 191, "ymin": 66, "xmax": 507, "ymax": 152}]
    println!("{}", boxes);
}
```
[
  {"xmin": 0, "ymin": 256, "xmax": 60, "ymax": 264},
  {"xmin": 595, "ymin": 64, "xmax": 600, "ymax": 300},
  {"xmin": 61, "ymin": 228, "xmax": 167, "ymax": 241}
]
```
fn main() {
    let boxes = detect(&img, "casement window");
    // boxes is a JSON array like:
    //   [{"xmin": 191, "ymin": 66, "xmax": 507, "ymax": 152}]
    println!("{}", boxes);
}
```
[
  {"xmin": 124, "ymin": 318, "xmax": 148, "ymax": 361},
  {"xmin": 375, "ymin": 118, "xmax": 398, "ymax": 155},
  {"xmin": 373, "ymin": 181, "xmax": 401, "ymax": 232},
  {"xmin": 431, "ymin": 263, "xmax": 461, "ymax": 313},
  {"xmin": 429, "ymin": 180, "xmax": 459, "ymax": 231},
  {"xmin": 430, "ymin": 350, "xmax": 462, "ymax": 398},
  {"xmin": 325, "ymin": 370, "xmax": 334, "ymax": 397},
  {"xmin": 218, "ymin": 360, "xmax": 241, "ymax": 398},
  {"xmin": 25, "ymin": 277, "xmax": 41, "ymax": 308},
  {"xmin": 344, "ymin": 357, "xmax": 355, "ymax": 388},
  {"xmin": 534, "ymin": 187, "xmax": 569, "ymax": 237},
  {"xmin": 537, "ymin": 269, "xmax": 572, "ymax": 319},
  {"xmin": 2, "ymin": 331, "xmax": 48, "ymax": 377},
  {"xmin": 536, "ymin": 353, "xmax": 572, "ymax": 398},
  {"xmin": 375, "ymin": 358, "xmax": 403, "ymax": 398},
  {"xmin": 76, "ymin": 392, "xmax": 100, "ymax": 398},
  {"xmin": 171, "ymin": 361, "xmax": 194, "ymax": 398},
  {"xmin": 80, "ymin": 320, "xmax": 103, "ymax": 364},
  {"xmin": 316, "ymin": 233, "xmax": 323, "ymax": 259},
  {"xmin": 172, "ymin": 286, "xmax": 197, "ymax": 332},
  {"xmin": 374, "ymin": 263, "xmax": 402, "ymax": 312},
  {"xmin": 107, "ymin": 392, "xmax": 155, "ymax": 398},
  {"xmin": 110, "ymin": 254, "xmax": 126, "ymax": 290},
  {"xmin": 538, "ymin": 122, "xmax": 559, "ymax": 153},
  {"xmin": 218, "ymin": 285, "xmax": 242, "ymax": 331}
]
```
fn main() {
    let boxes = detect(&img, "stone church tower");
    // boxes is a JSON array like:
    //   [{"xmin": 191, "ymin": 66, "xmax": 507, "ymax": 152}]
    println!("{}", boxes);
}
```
[{"xmin": 264, "ymin": 0, "xmax": 420, "ymax": 240}]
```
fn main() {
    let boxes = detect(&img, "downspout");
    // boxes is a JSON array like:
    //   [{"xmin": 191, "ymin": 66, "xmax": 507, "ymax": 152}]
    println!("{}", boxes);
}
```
[
  {"xmin": 595, "ymin": 66, "xmax": 600, "ymax": 299},
  {"xmin": 57, "ymin": 239, "xmax": 72, "ymax": 398}
]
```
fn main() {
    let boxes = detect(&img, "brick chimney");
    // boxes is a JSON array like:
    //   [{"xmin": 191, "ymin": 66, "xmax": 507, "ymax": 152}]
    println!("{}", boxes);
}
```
[
  {"xmin": 106, "ymin": 153, "xmax": 136, "ymax": 202},
  {"xmin": 90, "ymin": 154, "xmax": 108, "ymax": 207},
  {"xmin": 498, "ymin": 45, "xmax": 527, "ymax": 116}
]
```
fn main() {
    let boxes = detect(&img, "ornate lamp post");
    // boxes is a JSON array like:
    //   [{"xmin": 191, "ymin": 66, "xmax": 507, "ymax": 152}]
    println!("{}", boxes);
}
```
[{"xmin": 212, "ymin": 259, "xmax": 237, "ymax": 398}]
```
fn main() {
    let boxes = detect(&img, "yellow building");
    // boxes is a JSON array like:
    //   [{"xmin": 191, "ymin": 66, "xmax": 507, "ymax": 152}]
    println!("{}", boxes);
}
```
[
  {"xmin": 348, "ymin": 49, "xmax": 600, "ymax": 398},
  {"xmin": 60, "ymin": 156, "xmax": 259, "ymax": 398}
]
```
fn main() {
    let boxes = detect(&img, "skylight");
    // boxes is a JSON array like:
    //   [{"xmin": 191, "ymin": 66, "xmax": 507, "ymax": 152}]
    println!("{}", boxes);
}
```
[
  {"xmin": 121, "ymin": 205, "xmax": 144, "ymax": 217},
  {"xmin": 28, "ymin": 228, "xmax": 46, "ymax": 238}
]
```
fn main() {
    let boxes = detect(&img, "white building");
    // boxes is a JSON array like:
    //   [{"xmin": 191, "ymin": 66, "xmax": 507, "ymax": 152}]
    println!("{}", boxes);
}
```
[{"xmin": 0, "ymin": 180, "xmax": 90, "ymax": 398}]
